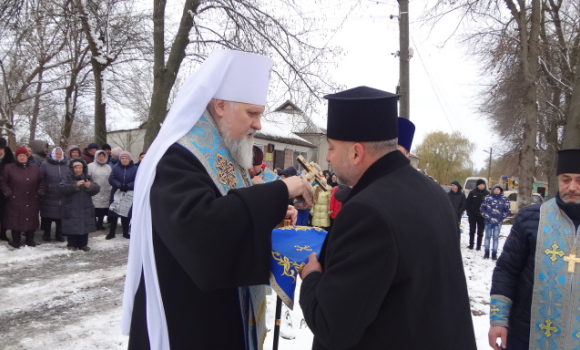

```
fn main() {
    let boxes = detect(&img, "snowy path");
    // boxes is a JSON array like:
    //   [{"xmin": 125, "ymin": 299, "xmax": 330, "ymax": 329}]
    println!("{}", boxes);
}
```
[
  {"xmin": 0, "ymin": 230, "xmax": 130, "ymax": 349},
  {"xmin": 0, "ymin": 219, "xmax": 510, "ymax": 349}
]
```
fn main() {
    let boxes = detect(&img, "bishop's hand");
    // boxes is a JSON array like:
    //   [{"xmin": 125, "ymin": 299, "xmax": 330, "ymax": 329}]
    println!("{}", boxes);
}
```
[{"xmin": 282, "ymin": 176, "xmax": 313, "ymax": 208}]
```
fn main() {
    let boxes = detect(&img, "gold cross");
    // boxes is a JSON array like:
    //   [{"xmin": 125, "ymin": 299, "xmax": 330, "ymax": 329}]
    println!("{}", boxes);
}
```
[
  {"xmin": 539, "ymin": 319, "xmax": 558, "ymax": 337},
  {"xmin": 294, "ymin": 245, "xmax": 312, "ymax": 252},
  {"xmin": 544, "ymin": 244, "xmax": 565, "ymax": 262},
  {"xmin": 490, "ymin": 306, "xmax": 500, "ymax": 316},
  {"xmin": 563, "ymin": 250, "xmax": 580, "ymax": 273}
]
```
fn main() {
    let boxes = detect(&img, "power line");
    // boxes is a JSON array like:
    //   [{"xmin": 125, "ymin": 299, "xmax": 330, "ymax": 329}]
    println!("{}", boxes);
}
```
[{"xmin": 411, "ymin": 35, "xmax": 455, "ymax": 132}]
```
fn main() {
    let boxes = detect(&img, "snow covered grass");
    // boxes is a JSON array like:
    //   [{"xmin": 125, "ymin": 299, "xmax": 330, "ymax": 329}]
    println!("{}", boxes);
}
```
[{"xmin": 0, "ymin": 219, "xmax": 509, "ymax": 349}]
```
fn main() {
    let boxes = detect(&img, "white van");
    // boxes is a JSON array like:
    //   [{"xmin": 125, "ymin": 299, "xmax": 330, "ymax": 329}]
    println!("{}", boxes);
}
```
[{"xmin": 463, "ymin": 177, "xmax": 489, "ymax": 196}]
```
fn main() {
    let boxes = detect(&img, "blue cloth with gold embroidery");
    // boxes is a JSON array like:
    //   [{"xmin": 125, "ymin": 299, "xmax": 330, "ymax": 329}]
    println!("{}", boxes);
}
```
[{"xmin": 270, "ymin": 226, "xmax": 327, "ymax": 309}]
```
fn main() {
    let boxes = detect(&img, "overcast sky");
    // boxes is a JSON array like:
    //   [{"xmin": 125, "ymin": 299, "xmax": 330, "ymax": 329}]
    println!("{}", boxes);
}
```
[{"xmin": 312, "ymin": 0, "xmax": 497, "ymax": 169}]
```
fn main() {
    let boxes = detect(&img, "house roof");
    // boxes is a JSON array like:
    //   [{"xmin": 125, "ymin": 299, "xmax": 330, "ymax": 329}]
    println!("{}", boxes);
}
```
[
  {"xmin": 256, "ymin": 119, "xmax": 314, "ymax": 147},
  {"xmin": 264, "ymin": 100, "xmax": 325, "ymax": 135}
]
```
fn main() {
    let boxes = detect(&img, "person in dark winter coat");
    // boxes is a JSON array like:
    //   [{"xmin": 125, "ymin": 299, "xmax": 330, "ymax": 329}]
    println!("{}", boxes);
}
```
[
  {"xmin": 81, "ymin": 143, "xmax": 99, "ymax": 164},
  {"xmin": 299, "ymin": 87, "xmax": 476, "ymax": 350},
  {"xmin": 101, "ymin": 143, "xmax": 112, "ymax": 162},
  {"xmin": 466, "ymin": 178, "xmax": 490, "ymax": 250},
  {"xmin": 66, "ymin": 145, "xmax": 81, "ymax": 160},
  {"xmin": 88, "ymin": 150, "xmax": 112, "ymax": 231},
  {"xmin": 480, "ymin": 184, "xmax": 510, "ymax": 260},
  {"xmin": 135, "ymin": 152, "xmax": 146, "ymax": 168},
  {"xmin": 24, "ymin": 144, "xmax": 41, "ymax": 167},
  {"xmin": 59, "ymin": 158, "xmax": 100, "ymax": 251},
  {"xmin": 30, "ymin": 140, "xmax": 49, "ymax": 165},
  {"xmin": 488, "ymin": 149, "xmax": 580, "ymax": 350},
  {"xmin": 39, "ymin": 147, "xmax": 68, "ymax": 242},
  {"xmin": 447, "ymin": 180, "xmax": 467, "ymax": 226},
  {"xmin": 107, "ymin": 151, "xmax": 137, "ymax": 239},
  {"xmin": 0, "ymin": 147, "xmax": 45, "ymax": 248},
  {"xmin": 0, "ymin": 138, "xmax": 14, "ymax": 242}
]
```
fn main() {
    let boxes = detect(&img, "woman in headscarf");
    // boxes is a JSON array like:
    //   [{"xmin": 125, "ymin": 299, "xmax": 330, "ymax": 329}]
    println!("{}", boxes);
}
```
[
  {"xmin": 88, "ymin": 150, "xmax": 113, "ymax": 231},
  {"xmin": 59, "ymin": 158, "xmax": 100, "ymax": 251},
  {"xmin": 107, "ymin": 151, "xmax": 137, "ymax": 239},
  {"xmin": 39, "ymin": 147, "xmax": 68, "ymax": 242},
  {"xmin": 0, "ymin": 147, "xmax": 45, "ymax": 248}
]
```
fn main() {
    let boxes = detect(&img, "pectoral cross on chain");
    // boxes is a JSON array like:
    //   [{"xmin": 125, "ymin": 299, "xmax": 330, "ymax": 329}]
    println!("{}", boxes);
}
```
[{"xmin": 563, "ymin": 250, "xmax": 580, "ymax": 273}]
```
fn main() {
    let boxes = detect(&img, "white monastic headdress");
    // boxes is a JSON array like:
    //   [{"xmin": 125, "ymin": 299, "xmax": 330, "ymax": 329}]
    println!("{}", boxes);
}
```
[{"xmin": 121, "ymin": 50, "xmax": 273, "ymax": 349}]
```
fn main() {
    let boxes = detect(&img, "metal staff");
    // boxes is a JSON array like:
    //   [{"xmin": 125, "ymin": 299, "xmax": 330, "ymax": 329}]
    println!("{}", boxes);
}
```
[{"xmin": 272, "ymin": 296, "xmax": 283, "ymax": 350}]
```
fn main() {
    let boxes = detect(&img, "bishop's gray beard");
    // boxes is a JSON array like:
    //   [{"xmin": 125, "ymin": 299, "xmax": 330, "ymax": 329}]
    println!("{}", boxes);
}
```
[{"xmin": 223, "ymin": 133, "xmax": 255, "ymax": 170}]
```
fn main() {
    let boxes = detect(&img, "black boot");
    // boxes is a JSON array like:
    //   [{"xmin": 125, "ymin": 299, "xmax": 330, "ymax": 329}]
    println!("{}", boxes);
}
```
[
  {"xmin": 42, "ymin": 219, "xmax": 51, "ymax": 241},
  {"xmin": 483, "ymin": 251, "xmax": 490, "ymax": 259},
  {"xmin": 492, "ymin": 252, "xmax": 497, "ymax": 260},
  {"xmin": 476, "ymin": 236, "xmax": 483, "ymax": 251},
  {"xmin": 55, "ymin": 233, "xmax": 65, "ymax": 242},
  {"xmin": 9, "ymin": 231, "xmax": 21, "ymax": 248},
  {"xmin": 25, "ymin": 231, "xmax": 37, "ymax": 247},
  {"xmin": 122, "ymin": 223, "xmax": 130, "ymax": 239},
  {"xmin": 0, "ymin": 229, "xmax": 8, "ymax": 241},
  {"xmin": 467, "ymin": 244, "xmax": 473, "ymax": 250},
  {"xmin": 106, "ymin": 228, "xmax": 116, "ymax": 240}
]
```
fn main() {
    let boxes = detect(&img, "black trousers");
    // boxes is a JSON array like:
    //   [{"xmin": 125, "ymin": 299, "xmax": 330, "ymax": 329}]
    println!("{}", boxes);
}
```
[
  {"xmin": 468, "ymin": 215, "xmax": 485, "ymax": 248},
  {"xmin": 67, "ymin": 234, "xmax": 89, "ymax": 248},
  {"xmin": 42, "ymin": 217, "xmax": 62, "ymax": 237},
  {"xmin": 95, "ymin": 208, "xmax": 108, "ymax": 227},
  {"xmin": 110, "ymin": 216, "xmax": 131, "ymax": 236}
]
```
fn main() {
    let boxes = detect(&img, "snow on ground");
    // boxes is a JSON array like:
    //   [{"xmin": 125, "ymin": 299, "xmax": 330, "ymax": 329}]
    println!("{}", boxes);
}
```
[{"xmin": 0, "ymin": 218, "xmax": 511, "ymax": 349}]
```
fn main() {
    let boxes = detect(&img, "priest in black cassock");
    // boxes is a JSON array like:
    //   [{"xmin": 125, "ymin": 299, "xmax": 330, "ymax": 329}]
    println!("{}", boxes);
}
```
[
  {"xmin": 121, "ymin": 50, "xmax": 312, "ymax": 350},
  {"xmin": 299, "ymin": 86, "xmax": 477, "ymax": 350}
]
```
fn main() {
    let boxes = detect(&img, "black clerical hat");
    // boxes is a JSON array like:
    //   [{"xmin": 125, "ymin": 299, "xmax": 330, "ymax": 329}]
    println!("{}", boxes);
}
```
[
  {"xmin": 557, "ymin": 149, "xmax": 580, "ymax": 175},
  {"xmin": 398, "ymin": 117, "xmax": 415, "ymax": 152},
  {"xmin": 324, "ymin": 86, "xmax": 400, "ymax": 142}
]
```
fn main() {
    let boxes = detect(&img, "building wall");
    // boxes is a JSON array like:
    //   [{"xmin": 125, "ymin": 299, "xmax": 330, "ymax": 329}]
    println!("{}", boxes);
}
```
[
  {"xmin": 296, "ymin": 134, "xmax": 330, "ymax": 171},
  {"xmin": 253, "ymin": 138, "xmax": 313, "ymax": 171},
  {"xmin": 106, "ymin": 129, "xmax": 146, "ymax": 160}
]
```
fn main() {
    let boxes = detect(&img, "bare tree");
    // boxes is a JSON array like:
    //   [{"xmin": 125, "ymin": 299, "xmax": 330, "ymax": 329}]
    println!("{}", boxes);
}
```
[
  {"xmin": 72, "ymin": 0, "xmax": 149, "ymax": 145},
  {"xmin": 142, "ymin": 0, "xmax": 341, "ymax": 151},
  {"xmin": 0, "ymin": 0, "xmax": 68, "ymax": 148}
]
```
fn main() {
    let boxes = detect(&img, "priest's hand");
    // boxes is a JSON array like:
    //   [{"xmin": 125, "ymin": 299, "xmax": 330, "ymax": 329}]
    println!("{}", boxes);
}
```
[
  {"xmin": 283, "ymin": 177, "xmax": 313, "ymax": 208},
  {"xmin": 286, "ymin": 205, "xmax": 297, "ymax": 226},
  {"xmin": 299, "ymin": 253, "xmax": 322, "ymax": 280},
  {"xmin": 488, "ymin": 326, "xmax": 507, "ymax": 350}
]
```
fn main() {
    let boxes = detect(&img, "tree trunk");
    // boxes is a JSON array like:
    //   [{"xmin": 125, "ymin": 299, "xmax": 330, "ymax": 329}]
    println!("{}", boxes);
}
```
[
  {"xmin": 61, "ymin": 66, "xmax": 80, "ymax": 150},
  {"xmin": 562, "ymin": 58, "xmax": 580, "ymax": 149},
  {"xmin": 73, "ymin": 0, "xmax": 110, "ymax": 146},
  {"xmin": 546, "ymin": 117, "xmax": 559, "ymax": 199},
  {"xmin": 93, "ymin": 67, "xmax": 107, "ymax": 145},
  {"xmin": 142, "ymin": 0, "xmax": 200, "ymax": 151},
  {"xmin": 29, "ymin": 68, "xmax": 43, "ymax": 143},
  {"xmin": 505, "ymin": 0, "xmax": 541, "ymax": 208}
]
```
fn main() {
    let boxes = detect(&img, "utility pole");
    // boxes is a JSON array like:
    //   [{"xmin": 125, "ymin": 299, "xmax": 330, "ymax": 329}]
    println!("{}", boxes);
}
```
[
  {"xmin": 398, "ymin": 0, "xmax": 410, "ymax": 120},
  {"xmin": 486, "ymin": 147, "xmax": 493, "ymax": 184}
]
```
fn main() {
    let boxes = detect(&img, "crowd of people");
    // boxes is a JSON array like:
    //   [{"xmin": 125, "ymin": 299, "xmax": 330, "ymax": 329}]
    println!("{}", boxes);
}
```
[
  {"xmin": 446, "ymin": 178, "xmax": 511, "ymax": 260},
  {"xmin": 0, "ymin": 139, "xmax": 143, "ymax": 251}
]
